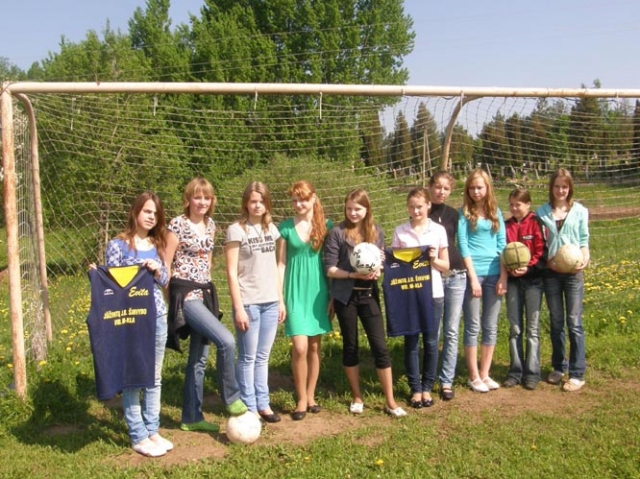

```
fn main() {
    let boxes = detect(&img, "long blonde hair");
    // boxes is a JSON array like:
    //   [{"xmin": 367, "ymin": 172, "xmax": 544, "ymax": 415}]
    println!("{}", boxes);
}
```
[
  {"xmin": 343, "ymin": 188, "xmax": 378, "ymax": 244},
  {"xmin": 462, "ymin": 169, "xmax": 500, "ymax": 233},
  {"xmin": 288, "ymin": 180, "xmax": 327, "ymax": 251}
]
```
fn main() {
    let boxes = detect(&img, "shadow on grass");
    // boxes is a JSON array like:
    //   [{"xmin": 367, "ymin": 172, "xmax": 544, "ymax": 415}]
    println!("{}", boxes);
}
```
[{"xmin": 11, "ymin": 375, "xmax": 126, "ymax": 452}]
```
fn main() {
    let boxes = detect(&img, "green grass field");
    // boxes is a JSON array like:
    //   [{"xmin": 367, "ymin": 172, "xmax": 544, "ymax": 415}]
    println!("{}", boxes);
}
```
[{"xmin": 1, "ymin": 181, "xmax": 640, "ymax": 478}]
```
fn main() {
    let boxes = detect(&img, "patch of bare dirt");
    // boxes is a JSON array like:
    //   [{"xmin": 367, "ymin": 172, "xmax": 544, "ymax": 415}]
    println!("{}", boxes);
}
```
[
  {"xmin": 113, "ymin": 376, "xmax": 639, "ymax": 468},
  {"xmin": 588, "ymin": 206, "xmax": 640, "ymax": 220}
]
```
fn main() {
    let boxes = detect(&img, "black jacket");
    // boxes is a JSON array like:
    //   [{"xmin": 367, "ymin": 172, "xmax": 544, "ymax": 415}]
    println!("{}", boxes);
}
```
[{"xmin": 167, "ymin": 278, "xmax": 222, "ymax": 352}]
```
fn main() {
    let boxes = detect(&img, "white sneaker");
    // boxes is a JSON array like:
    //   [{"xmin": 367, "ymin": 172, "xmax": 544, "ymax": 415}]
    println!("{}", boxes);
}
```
[
  {"xmin": 132, "ymin": 437, "xmax": 166, "ymax": 457},
  {"xmin": 384, "ymin": 406, "xmax": 408, "ymax": 418},
  {"xmin": 562, "ymin": 378, "xmax": 585, "ymax": 392},
  {"xmin": 349, "ymin": 402, "xmax": 364, "ymax": 414},
  {"xmin": 468, "ymin": 378, "xmax": 489, "ymax": 393},
  {"xmin": 482, "ymin": 377, "xmax": 500, "ymax": 390},
  {"xmin": 149, "ymin": 433, "xmax": 174, "ymax": 452}
]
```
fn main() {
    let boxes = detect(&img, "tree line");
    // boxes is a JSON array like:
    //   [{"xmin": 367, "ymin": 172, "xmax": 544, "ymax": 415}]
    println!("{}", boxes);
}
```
[{"xmin": 2, "ymin": 0, "xmax": 640, "ymax": 232}]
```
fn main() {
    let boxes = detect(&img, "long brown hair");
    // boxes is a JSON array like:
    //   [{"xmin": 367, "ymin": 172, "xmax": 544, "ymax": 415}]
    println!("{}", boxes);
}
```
[
  {"xmin": 182, "ymin": 177, "xmax": 216, "ymax": 217},
  {"xmin": 117, "ymin": 191, "xmax": 167, "ymax": 260},
  {"xmin": 548, "ymin": 168, "xmax": 574, "ymax": 207},
  {"xmin": 343, "ymin": 188, "xmax": 378, "ymax": 244},
  {"xmin": 462, "ymin": 169, "xmax": 500, "ymax": 233},
  {"xmin": 240, "ymin": 181, "xmax": 273, "ymax": 231},
  {"xmin": 288, "ymin": 180, "xmax": 327, "ymax": 251}
]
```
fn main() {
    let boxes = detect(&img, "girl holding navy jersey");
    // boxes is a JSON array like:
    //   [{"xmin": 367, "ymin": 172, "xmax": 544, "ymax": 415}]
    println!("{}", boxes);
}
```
[
  {"xmin": 105, "ymin": 192, "xmax": 172, "ymax": 457},
  {"xmin": 391, "ymin": 187, "xmax": 449, "ymax": 409},
  {"xmin": 458, "ymin": 169, "xmax": 507, "ymax": 393}
]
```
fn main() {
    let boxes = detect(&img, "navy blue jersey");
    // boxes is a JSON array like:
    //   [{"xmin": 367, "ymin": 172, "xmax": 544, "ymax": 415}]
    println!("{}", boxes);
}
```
[
  {"xmin": 86, "ymin": 265, "xmax": 157, "ymax": 400},
  {"xmin": 382, "ymin": 247, "xmax": 435, "ymax": 337}
]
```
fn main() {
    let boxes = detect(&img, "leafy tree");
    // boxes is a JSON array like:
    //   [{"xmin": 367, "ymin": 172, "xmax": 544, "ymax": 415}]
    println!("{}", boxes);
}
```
[
  {"xmin": 0, "ymin": 57, "xmax": 26, "ymax": 81},
  {"xmin": 129, "ymin": 0, "xmax": 191, "ymax": 81}
]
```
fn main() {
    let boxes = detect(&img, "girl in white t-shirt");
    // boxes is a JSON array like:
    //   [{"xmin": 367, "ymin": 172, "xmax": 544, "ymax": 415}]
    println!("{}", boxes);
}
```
[
  {"xmin": 225, "ymin": 181, "xmax": 286, "ymax": 423},
  {"xmin": 391, "ymin": 187, "xmax": 449, "ymax": 409}
]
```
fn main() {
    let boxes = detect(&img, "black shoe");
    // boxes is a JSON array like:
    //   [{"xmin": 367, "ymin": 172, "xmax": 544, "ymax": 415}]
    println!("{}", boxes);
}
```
[
  {"xmin": 259, "ymin": 412, "xmax": 281, "ymax": 423},
  {"xmin": 422, "ymin": 397, "xmax": 434, "ymax": 408},
  {"xmin": 307, "ymin": 404, "xmax": 322, "ymax": 414},
  {"xmin": 523, "ymin": 381, "xmax": 539, "ymax": 390},
  {"xmin": 502, "ymin": 378, "xmax": 519, "ymax": 388},
  {"xmin": 291, "ymin": 410, "xmax": 306, "ymax": 421},
  {"xmin": 440, "ymin": 388, "xmax": 455, "ymax": 401},
  {"xmin": 410, "ymin": 399, "xmax": 423, "ymax": 409}
]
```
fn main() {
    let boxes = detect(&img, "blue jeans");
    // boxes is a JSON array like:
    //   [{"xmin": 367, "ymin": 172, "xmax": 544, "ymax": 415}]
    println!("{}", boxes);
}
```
[
  {"xmin": 404, "ymin": 297, "xmax": 444, "ymax": 394},
  {"xmin": 181, "ymin": 299, "xmax": 241, "ymax": 424},
  {"xmin": 506, "ymin": 276, "xmax": 543, "ymax": 384},
  {"xmin": 463, "ymin": 275, "xmax": 502, "ymax": 347},
  {"xmin": 438, "ymin": 272, "xmax": 466, "ymax": 387},
  {"xmin": 235, "ymin": 302, "xmax": 280, "ymax": 412},
  {"xmin": 123, "ymin": 313, "xmax": 167, "ymax": 444},
  {"xmin": 543, "ymin": 271, "xmax": 586, "ymax": 379}
]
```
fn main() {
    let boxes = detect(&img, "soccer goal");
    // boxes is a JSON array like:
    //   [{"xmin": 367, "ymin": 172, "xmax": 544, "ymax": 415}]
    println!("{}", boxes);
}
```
[{"xmin": 3, "ymin": 82, "xmax": 640, "ymax": 398}]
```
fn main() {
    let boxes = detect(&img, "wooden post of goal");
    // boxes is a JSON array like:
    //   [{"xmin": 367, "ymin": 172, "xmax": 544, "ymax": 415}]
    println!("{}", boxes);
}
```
[{"xmin": 1, "ymin": 88, "xmax": 28, "ymax": 399}]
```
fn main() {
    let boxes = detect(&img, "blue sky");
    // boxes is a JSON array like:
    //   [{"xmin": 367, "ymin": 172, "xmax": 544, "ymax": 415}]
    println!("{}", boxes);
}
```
[{"xmin": 3, "ymin": 0, "xmax": 639, "ymax": 89}]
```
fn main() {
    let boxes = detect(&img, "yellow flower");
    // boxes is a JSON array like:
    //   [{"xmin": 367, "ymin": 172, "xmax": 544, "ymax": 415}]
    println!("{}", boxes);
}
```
[
  {"xmin": 66, "ymin": 347, "xmax": 72, "ymax": 352},
  {"xmin": 7, "ymin": 363, "xmax": 13, "ymax": 369},
  {"xmin": 38, "ymin": 360, "xmax": 47, "ymax": 367},
  {"xmin": 531, "ymin": 445, "xmax": 537, "ymax": 451},
  {"xmin": 375, "ymin": 459, "xmax": 384, "ymax": 467}
]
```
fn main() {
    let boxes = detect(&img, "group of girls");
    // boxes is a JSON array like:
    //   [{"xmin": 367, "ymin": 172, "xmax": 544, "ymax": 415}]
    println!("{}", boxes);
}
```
[{"xmin": 106, "ymin": 167, "xmax": 588, "ymax": 457}]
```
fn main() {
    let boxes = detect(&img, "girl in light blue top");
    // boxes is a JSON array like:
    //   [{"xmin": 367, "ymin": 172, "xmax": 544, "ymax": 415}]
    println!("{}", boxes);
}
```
[
  {"xmin": 458, "ymin": 169, "xmax": 507, "ymax": 393},
  {"xmin": 536, "ymin": 168, "xmax": 589, "ymax": 392}
]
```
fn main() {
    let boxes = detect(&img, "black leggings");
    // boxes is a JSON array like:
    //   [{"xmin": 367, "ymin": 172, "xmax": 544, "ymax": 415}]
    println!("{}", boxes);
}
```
[{"xmin": 334, "ymin": 290, "xmax": 391, "ymax": 369}]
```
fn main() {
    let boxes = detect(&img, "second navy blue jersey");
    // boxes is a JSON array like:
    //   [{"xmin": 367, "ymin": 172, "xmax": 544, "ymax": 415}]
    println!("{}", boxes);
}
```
[
  {"xmin": 86, "ymin": 265, "xmax": 157, "ymax": 400},
  {"xmin": 382, "ymin": 247, "xmax": 435, "ymax": 337}
]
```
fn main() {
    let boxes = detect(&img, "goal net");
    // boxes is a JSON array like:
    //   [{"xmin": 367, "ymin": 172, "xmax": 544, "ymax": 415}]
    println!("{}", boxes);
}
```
[{"xmin": 5, "ymin": 87, "xmax": 640, "ymax": 366}]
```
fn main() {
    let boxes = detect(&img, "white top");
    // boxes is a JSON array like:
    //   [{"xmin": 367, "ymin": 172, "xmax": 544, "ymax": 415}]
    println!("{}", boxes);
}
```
[
  {"xmin": 225, "ymin": 222, "xmax": 281, "ymax": 304},
  {"xmin": 391, "ymin": 220, "xmax": 448, "ymax": 298}
]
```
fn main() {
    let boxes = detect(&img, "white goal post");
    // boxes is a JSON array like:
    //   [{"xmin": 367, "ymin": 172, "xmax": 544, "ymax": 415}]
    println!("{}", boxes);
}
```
[{"xmin": 3, "ymin": 81, "xmax": 640, "ymax": 399}]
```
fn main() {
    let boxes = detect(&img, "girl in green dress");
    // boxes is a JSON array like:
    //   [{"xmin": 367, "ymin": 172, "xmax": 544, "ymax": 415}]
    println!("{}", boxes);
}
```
[{"xmin": 277, "ymin": 181, "xmax": 333, "ymax": 421}]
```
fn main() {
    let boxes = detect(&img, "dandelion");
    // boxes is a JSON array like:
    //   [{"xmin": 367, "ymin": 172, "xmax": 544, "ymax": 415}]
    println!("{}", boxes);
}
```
[
  {"xmin": 304, "ymin": 456, "xmax": 311, "ymax": 462},
  {"xmin": 7, "ymin": 363, "xmax": 13, "ymax": 369},
  {"xmin": 38, "ymin": 360, "xmax": 47, "ymax": 367},
  {"xmin": 66, "ymin": 347, "xmax": 71, "ymax": 352},
  {"xmin": 531, "ymin": 445, "xmax": 537, "ymax": 451},
  {"xmin": 375, "ymin": 459, "xmax": 384, "ymax": 467}
]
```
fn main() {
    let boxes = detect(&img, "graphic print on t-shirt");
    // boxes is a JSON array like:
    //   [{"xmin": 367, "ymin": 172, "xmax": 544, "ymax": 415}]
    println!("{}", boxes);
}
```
[
  {"xmin": 87, "ymin": 265, "xmax": 157, "ymax": 400},
  {"xmin": 382, "ymin": 247, "xmax": 435, "ymax": 337}
]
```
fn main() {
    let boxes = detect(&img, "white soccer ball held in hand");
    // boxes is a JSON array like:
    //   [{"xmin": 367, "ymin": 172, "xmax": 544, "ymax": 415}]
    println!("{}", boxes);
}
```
[
  {"xmin": 552, "ymin": 244, "xmax": 583, "ymax": 273},
  {"xmin": 349, "ymin": 242, "xmax": 382, "ymax": 274}
]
